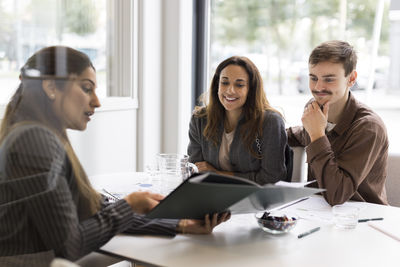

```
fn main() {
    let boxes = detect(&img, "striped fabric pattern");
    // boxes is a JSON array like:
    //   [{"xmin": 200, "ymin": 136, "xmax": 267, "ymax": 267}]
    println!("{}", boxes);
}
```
[{"xmin": 0, "ymin": 124, "xmax": 177, "ymax": 265}]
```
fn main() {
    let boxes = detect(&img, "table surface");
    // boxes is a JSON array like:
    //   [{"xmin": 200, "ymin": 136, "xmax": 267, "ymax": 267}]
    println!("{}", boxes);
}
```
[{"xmin": 90, "ymin": 172, "xmax": 400, "ymax": 267}]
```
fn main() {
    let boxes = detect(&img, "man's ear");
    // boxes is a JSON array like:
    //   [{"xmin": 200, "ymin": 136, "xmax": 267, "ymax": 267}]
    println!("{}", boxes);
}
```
[
  {"xmin": 348, "ymin": 70, "xmax": 357, "ymax": 87},
  {"xmin": 42, "ymin": 80, "xmax": 57, "ymax": 100}
]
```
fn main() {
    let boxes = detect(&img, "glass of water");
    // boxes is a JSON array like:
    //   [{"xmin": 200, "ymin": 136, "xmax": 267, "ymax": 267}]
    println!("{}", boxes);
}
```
[
  {"xmin": 332, "ymin": 205, "xmax": 360, "ymax": 230},
  {"xmin": 156, "ymin": 153, "xmax": 198, "ymax": 194}
]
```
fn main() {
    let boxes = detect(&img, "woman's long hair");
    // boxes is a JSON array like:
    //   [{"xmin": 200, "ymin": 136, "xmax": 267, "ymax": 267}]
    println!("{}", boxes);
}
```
[
  {"xmin": 195, "ymin": 56, "xmax": 281, "ymax": 158},
  {"xmin": 0, "ymin": 46, "xmax": 101, "ymax": 217}
]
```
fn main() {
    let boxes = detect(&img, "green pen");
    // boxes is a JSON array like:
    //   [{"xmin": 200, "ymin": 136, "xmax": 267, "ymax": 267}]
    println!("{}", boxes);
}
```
[
  {"xmin": 358, "ymin": 217, "xmax": 383, "ymax": 223},
  {"xmin": 297, "ymin": 227, "xmax": 320, "ymax": 239}
]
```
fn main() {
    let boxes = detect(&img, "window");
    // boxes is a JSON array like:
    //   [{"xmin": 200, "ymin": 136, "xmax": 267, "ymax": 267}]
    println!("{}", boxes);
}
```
[
  {"xmin": 0, "ymin": 0, "xmax": 136, "ymax": 104},
  {"xmin": 204, "ymin": 0, "xmax": 400, "ymax": 153}
]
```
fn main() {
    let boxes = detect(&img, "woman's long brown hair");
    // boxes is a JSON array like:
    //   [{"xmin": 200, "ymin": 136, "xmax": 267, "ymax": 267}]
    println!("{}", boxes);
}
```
[
  {"xmin": 0, "ymin": 46, "xmax": 101, "ymax": 217},
  {"xmin": 194, "ymin": 56, "xmax": 281, "ymax": 158}
]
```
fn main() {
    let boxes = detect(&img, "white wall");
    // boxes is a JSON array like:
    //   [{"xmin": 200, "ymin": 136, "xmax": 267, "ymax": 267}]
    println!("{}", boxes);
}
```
[
  {"xmin": 71, "ymin": 0, "xmax": 194, "ymax": 175},
  {"xmin": 162, "ymin": 0, "xmax": 193, "ymax": 155},
  {"xmin": 69, "ymin": 98, "xmax": 138, "ymax": 176},
  {"xmin": 389, "ymin": 18, "xmax": 400, "ymax": 93},
  {"xmin": 137, "ymin": 0, "xmax": 193, "ymax": 171},
  {"xmin": 137, "ymin": 0, "xmax": 163, "ymax": 171}
]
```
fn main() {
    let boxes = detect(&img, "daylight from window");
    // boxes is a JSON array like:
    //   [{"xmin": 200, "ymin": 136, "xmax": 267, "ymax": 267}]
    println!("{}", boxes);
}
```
[
  {"xmin": 0, "ymin": 0, "xmax": 107, "ymax": 103},
  {"xmin": 209, "ymin": 0, "xmax": 400, "ymax": 153}
]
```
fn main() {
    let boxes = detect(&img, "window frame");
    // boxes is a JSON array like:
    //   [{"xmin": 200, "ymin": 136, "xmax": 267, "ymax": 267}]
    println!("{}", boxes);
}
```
[
  {"xmin": 96, "ymin": 0, "xmax": 139, "ymax": 113},
  {"xmin": 0, "ymin": 0, "xmax": 139, "ymax": 117},
  {"xmin": 191, "ymin": 0, "xmax": 210, "ymax": 109}
]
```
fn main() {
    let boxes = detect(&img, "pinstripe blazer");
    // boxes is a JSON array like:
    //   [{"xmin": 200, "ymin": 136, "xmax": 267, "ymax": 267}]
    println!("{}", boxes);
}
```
[
  {"xmin": 188, "ymin": 110, "xmax": 290, "ymax": 184},
  {"xmin": 0, "ymin": 124, "xmax": 177, "ymax": 265}
]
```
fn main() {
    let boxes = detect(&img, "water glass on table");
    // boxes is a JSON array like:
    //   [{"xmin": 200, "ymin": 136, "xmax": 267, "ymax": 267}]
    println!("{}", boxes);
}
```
[
  {"xmin": 332, "ymin": 205, "xmax": 360, "ymax": 230},
  {"xmin": 156, "ymin": 153, "xmax": 198, "ymax": 194}
]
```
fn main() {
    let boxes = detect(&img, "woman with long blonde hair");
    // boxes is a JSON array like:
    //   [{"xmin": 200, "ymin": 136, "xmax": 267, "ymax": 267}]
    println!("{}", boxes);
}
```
[{"xmin": 0, "ymin": 46, "xmax": 228, "ymax": 266}]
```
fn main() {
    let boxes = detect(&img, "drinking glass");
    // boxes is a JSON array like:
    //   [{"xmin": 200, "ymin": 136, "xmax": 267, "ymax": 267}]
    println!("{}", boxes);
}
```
[
  {"xmin": 332, "ymin": 205, "xmax": 360, "ymax": 230},
  {"xmin": 156, "ymin": 153, "xmax": 198, "ymax": 194}
]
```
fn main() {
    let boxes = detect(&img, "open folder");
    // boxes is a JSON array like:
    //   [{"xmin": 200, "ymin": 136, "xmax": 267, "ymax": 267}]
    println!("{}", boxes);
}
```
[{"xmin": 146, "ymin": 172, "xmax": 324, "ymax": 219}]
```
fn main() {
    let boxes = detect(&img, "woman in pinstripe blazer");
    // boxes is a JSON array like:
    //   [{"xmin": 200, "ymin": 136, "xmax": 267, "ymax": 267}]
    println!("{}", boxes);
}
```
[{"xmin": 0, "ymin": 46, "xmax": 229, "ymax": 266}]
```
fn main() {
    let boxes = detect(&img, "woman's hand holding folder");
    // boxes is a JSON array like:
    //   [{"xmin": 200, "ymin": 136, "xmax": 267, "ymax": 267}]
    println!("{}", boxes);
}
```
[
  {"xmin": 177, "ymin": 212, "xmax": 231, "ymax": 234},
  {"xmin": 124, "ymin": 191, "xmax": 165, "ymax": 214},
  {"xmin": 116, "ymin": 189, "xmax": 231, "ymax": 235},
  {"xmin": 123, "ymin": 190, "xmax": 231, "ymax": 234}
]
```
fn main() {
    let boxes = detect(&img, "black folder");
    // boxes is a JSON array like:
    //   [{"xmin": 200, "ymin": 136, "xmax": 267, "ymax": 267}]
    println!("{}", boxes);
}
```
[{"xmin": 146, "ymin": 172, "xmax": 324, "ymax": 219}]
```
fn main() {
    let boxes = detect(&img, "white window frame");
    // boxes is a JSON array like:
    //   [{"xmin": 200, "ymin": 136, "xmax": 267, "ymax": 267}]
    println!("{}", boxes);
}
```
[
  {"xmin": 0, "ymin": 0, "xmax": 139, "ymax": 117},
  {"xmin": 95, "ymin": 0, "xmax": 139, "ymax": 113}
]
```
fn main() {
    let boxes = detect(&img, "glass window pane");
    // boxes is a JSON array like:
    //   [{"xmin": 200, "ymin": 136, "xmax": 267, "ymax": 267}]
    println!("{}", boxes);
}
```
[
  {"xmin": 209, "ymin": 0, "xmax": 400, "ymax": 153},
  {"xmin": 0, "ymin": 0, "xmax": 107, "ymax": 103}
]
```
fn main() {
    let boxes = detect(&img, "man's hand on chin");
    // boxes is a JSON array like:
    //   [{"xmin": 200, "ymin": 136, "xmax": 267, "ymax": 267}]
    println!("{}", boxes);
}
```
[{"xmin": 302, "ymin": 101, "xmax": 330, "ymax": 142}]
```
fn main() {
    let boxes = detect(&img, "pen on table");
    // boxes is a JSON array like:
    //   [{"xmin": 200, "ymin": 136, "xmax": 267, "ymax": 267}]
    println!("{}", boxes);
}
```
[
  {"xmin": 297, "ymin": 227, "xmax": 320, "ymax": 239},
  {"xmin": 358, "ymin": 218, "xmax": 384, "ymax": 223},
  {"xmin": 102, "ymin": 189, "xmax": 120, "ymax": 201}
]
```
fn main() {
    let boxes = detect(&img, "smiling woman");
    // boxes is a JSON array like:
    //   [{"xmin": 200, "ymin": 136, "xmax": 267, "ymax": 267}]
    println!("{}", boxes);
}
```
[{"xmin": 188, "ymin": 56, "xmax": 293, "ymax": 184}]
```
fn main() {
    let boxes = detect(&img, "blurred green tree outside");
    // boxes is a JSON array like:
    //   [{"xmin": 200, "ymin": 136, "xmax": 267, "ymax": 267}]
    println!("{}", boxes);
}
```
[{"xmin": 210, "ymin": 0, "xmax": 389, "ymax": 95}]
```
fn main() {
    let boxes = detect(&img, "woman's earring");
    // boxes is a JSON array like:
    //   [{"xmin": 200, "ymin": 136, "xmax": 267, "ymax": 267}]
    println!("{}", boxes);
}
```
[{"xmin": 50, "ymin": 94, "xmax": 55, "ymax": 100}]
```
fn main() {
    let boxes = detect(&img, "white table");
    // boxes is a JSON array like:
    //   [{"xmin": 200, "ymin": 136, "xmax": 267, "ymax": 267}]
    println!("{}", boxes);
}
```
[
  {"xmin": 90, "ymin": 172, "xmax": 400, "ymax": 267},
  {"xmin": 90, "ymin": 171, "xmax": 178, "ymax": 196}
]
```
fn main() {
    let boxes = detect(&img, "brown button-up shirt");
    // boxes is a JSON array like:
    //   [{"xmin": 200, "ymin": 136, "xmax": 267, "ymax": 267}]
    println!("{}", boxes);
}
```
[{"xmin": 287, "ymin": 92, "xmax": 388, "ymax": 206}]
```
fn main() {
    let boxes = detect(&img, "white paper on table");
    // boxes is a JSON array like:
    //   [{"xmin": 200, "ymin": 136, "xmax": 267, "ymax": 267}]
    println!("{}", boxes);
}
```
[
  {"xmin": 97, "ymin": 179, "xmax": 158, "ymax": 199},
  {"xmin": 275, "ymin": 180, "xmax": 317, "ymax": 188},
  {"xmin": 278, "ymin": 196, "xmax": 368, "ymax": 225},
  {"xmin": 99, "ymin": 184, "xmax": 145, "ymax": 198},
  {"xmin": 96, "ymin": 174, "xmax": 178, "ymax": 199},
  {"xmin": 368, "ymin": 220, "xmax": 400, "ymax": 242}
]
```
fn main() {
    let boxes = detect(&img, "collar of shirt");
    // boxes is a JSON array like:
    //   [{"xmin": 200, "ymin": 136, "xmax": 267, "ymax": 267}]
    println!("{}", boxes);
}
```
[
  {"xmin": 326, "ymin": 122, "xmax": 336, "ymax": 132},
  {"xmin": 329, "ymin": 91, "xmax": 358, "ymax": 136}
]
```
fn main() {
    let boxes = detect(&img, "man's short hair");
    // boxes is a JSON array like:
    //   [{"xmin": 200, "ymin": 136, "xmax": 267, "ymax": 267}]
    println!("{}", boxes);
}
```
[{"xmin": 309, "ymin": 40, "xmax": 357, "ymax": 76}]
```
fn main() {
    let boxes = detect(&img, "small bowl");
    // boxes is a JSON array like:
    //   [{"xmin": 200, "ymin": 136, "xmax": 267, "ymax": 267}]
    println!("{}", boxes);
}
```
[{"xmin": 255, "ymin": 211, "xmax": 298, "ymax": 234}]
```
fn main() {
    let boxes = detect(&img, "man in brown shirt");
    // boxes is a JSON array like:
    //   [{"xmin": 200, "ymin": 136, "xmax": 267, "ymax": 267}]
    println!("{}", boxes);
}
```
[{"xmin": 287, "ymin": 40, "xmax": 388, "ymax": 206}]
